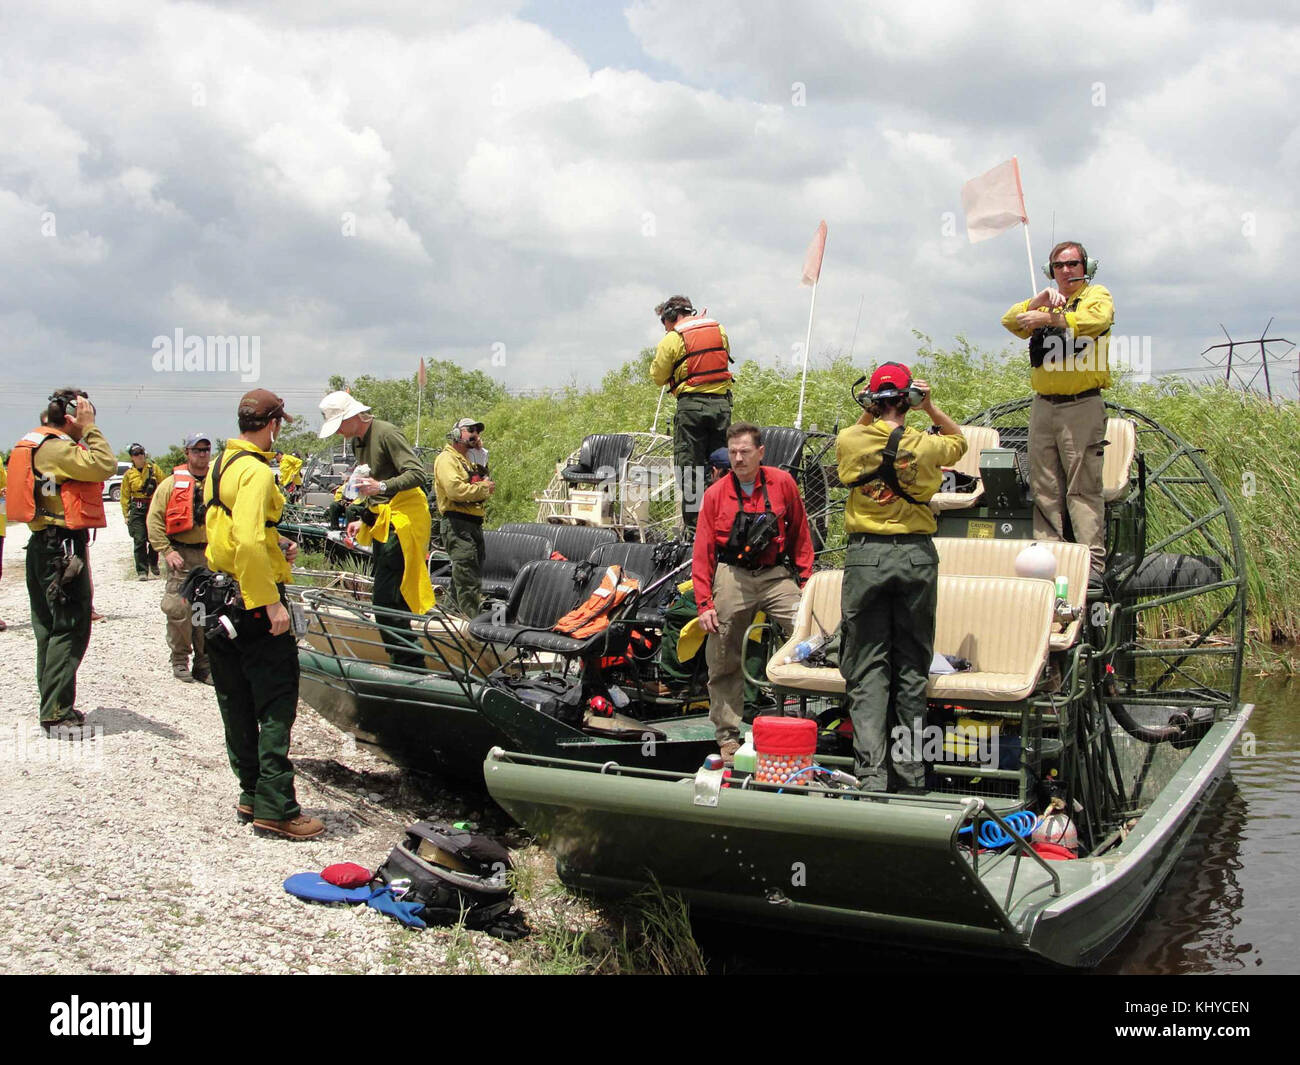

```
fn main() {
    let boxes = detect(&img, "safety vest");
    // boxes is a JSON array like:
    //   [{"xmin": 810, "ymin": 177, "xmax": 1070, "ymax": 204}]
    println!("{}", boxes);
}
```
[
  {"xmin": 165, "ymin": 464, "xmax": 203, "ymax": 534},
  {"xmin": 553, "ymin": 565, "xmax": 640, "ymax": 639},
  {"xmin": 5, "ymin": 426, "xmax": 107, "ymax": 530},
  {"xmin": 669, "ymin": 317, "xmax": 732, "ymax": 393}
]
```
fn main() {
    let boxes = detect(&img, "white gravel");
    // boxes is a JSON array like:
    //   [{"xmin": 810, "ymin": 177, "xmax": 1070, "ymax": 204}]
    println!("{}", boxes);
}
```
[{"xmin": 0, "ymin": 515, "xmax": 573, "ymax": 975}]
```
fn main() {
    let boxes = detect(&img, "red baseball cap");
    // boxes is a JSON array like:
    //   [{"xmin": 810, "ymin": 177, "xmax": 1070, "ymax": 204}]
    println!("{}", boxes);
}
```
[{"xmin": 868, "ymin": 362, "xmax": 912, "ymax": 394}]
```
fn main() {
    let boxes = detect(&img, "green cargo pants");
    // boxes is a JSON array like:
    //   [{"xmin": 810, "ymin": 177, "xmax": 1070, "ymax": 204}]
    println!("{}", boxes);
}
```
[
  {"xmin": 371, "ymin": 530, "xmax": 426, "ymax": 669},
  {"xmin": 839, "ymin": 534, "xmax": 937, "ymax": 791},
  {"xmin": 127, "ymin": 505, "xmax": 159, "ymax": 576},
  {"xmin": 206, "ymin": 620, "xmax": 302, "ymax": 822},
  {"xmin": 26, "ymin": 527, "xmax": 92, "ymax": 724},
  {"xmin": 440, "ymin": 513, "xmax": 485, "ymax": 619},
  {"xmin": 673, "ymin": 392, "xmax": 731, "ymax": 528}
]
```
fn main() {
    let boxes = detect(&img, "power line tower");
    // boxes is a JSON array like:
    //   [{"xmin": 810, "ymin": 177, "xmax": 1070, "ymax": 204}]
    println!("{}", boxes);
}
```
[{"xmin": 1199, "ymin": 319, "xmax": 1295, "ymax": 400}]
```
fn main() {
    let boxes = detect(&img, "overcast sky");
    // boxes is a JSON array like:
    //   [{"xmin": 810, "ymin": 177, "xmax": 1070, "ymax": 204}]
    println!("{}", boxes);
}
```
[{"xmin": 3, "ymin": 0, "xmax": 1297, "ymax": 453}]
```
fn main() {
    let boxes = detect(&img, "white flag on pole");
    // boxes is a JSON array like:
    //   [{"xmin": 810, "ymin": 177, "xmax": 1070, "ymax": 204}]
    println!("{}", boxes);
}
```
[{"xmin": 962, "ymin": 158, "xmax": 1027, "ymax": 243}]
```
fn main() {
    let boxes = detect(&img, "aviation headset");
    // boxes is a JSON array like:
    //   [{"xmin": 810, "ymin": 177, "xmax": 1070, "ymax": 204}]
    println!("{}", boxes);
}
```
[
  {"xmin": 1042, "ymin": 240, "xmax": 1099, "ymax": 282},
  {"xmin": 447, "ymin": 421, "xmax": 482, "ymax": 445},
  {"xmin": 851, "ymin": 373, "xmax": 925, "ymax": 412},
  {"xmin": 46, "ymin": 389, "xmax": 85, "ymax": 425}
]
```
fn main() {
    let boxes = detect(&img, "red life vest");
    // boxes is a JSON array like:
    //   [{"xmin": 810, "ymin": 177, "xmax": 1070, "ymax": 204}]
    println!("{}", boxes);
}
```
[
  {"xmin": 5, "ymin": 427, "xmax": 107, "ymax": 530},
  {"xmin": 553, "ymin": 565, "xmax": 640, "ymax": 639},
  {"xmin": 165, "ymin": 464, "xmax": 200, "ymax": 535},
  {"xmin": 669, "ymin": 317, "xmax": 732, "ymax": 394}
]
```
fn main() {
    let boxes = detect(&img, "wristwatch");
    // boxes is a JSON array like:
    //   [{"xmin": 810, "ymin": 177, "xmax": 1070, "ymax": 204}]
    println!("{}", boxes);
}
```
[{"xmin": 378, "ymin": 480, "xmax": 388, "ymax": 494}]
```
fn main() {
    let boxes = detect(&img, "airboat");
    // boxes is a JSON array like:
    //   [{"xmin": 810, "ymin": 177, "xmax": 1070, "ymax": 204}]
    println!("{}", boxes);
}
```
[{"xmin": 476, "ymin": 399, "xmax": 1253, "ymax": 968}]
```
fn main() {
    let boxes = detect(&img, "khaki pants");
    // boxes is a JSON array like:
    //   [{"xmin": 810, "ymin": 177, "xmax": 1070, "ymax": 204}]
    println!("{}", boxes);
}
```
[
  {"xmin": 1029, "ymin": 393, "xmax": 1106, "ymax": 577},
  {"xmin": 161, "ymin": 541, "xmax": 209, "ymax": 670},
  {"xmin": 704, "ymin": 563, "xmax": 800, "ymax": 744}
]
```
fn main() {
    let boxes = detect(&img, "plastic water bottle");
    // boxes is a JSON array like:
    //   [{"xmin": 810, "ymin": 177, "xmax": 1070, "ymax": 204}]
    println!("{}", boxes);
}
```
[
  {"xmin": 733, "ymin": 733, "xmax": 757, "ymax": 774},
  {"xmin": 343, "ymin": 463, "xmax": 371, "ymax": 501},
  {"xmin": 783, "ymin": 632, "xmax": 827, "ymax": 664}
]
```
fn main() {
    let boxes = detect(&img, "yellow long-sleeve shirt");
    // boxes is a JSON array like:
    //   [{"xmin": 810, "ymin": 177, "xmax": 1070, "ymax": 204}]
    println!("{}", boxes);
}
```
[
  {"xmin": 121, "ymin": 461, "xmax": 165, "ymax": 519},
  {"xmin": 650, "ymin": 323, "xmax": 732, "ymax": 395},
  {"xmin": 1001, "ymin": 283, "xmax": 1114, "ymax": 395},
  {"xmin": 25, "ymin": 426, "xmax": 117, "ymax": 531},
  {"xmin": 433, "ymin": 445, "xmax": 491, "ymax": 519},
  {"xmin": 203, "ymin": 439, "xmax": 290, "ymax": 609},
  {"xmin": 837, "ymin": 422, "xmax": 967, "ymax": 536}
]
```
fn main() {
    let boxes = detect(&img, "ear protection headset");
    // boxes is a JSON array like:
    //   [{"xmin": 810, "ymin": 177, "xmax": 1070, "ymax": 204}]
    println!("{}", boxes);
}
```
[
  {"xmin": 447, "ymin": 423, "xmax": 466, "ymax": 445},
  {"xmin": 1042, "ymin": 240, "xmax": 1099, "ymax": 281},
  {"xmin": 851, "ymin": 374, "xmax": 924, "ymax": 411},
  {"xmin": 47, "ymin": 390, "xmax": 82, "ymax": 423}
]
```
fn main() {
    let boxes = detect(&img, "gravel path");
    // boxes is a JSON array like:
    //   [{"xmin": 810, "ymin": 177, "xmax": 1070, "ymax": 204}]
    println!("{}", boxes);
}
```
[{"xmin": 0, "ymin": 516, "xmax": 594, "ymax": 975}]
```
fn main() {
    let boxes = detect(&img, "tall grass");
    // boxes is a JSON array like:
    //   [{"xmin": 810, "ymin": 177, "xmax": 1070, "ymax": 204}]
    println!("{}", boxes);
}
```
[{"xmin": 363, "ymin": 337, "xmax": 1297, "ymax": 646}]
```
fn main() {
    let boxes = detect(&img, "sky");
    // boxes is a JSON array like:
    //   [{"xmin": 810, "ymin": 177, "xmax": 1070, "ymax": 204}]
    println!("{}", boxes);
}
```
[{"xmin": 2, "ymin": 0, "xmax": 1297, "ymax": 453}]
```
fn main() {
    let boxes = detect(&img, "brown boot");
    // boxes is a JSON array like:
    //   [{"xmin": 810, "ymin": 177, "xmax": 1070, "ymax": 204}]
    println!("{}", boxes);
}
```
[
  {"xmin": 252, "ymin": 815, "xmax": 325, "ymax": 841},
  {"xmin": 235, "ymin": 803, "xmax": 254, "ymax": 824},
  {"xmin": 719, "ymin": 739, "xmax": 740, "ymax": 766}
]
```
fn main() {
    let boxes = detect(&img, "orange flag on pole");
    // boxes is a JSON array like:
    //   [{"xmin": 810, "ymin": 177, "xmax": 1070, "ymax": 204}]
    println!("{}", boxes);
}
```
[
  {"xmin": 962, "ymin": 158, "xmax": 1027, "ymax": 243},
  {"xmin": 801, "ymin": 220, "xmax": 828, "ymax": 285},
  {"xmin": 418, "ymin": 357, "xmax": 426, "ymax": 390}
]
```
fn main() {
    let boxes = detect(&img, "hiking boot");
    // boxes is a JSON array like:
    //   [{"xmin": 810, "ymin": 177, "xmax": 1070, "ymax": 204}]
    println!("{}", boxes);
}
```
[
  {"xmin": 235, "ymin": 803, "xmax": 255, "ymax": 824},
  {"xmin": 150, "ymin": 565, "xmax": 161, "ymax": 577},
  {"xmin": 191, "ymin": 663, "xmax": 213, "ymax": 685},
  {"xmin": 41, "ymin": 712, "xmax": 87, "ymax": 739},
  {"xmin": 173, "ymin": 665, "xmax": 195, "ymax": 682},
  {"xmin": 719, "ymin": 739, "xmax": 741, "ymax": 766},
  {"xmin": 138, "ymin": 573, "xmax": 149, "ymax": 582},
  {"xmin": 253, "ymin": 815, "xmax": 326, "ymax": 841}
]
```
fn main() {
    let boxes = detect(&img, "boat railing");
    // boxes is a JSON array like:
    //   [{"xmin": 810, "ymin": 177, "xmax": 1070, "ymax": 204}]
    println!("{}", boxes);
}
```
[{"xmin": 955, "ymin": 796, "xmax": 1063, "ymax": 910}]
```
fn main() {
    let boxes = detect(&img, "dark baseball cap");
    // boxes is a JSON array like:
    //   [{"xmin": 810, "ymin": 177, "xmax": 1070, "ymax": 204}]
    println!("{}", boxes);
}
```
[
  {"xmin": 238, "ymin": 389, "xmax": 294, "ymax": 423},
  {"xmin": 128, "ymin": 443, "xmax": 146, "ymax": 455},
  {"xmin": 708, "ymin": 447, "xmax": 731, "ymax": 469}
]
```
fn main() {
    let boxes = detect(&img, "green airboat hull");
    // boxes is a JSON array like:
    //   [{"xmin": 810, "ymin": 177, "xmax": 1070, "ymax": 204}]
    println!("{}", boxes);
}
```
[
  {"xmin": 298, "ymin": 650, "xmax": 720, "ymax": 778},
  {"xmin": 483, "ymin": 705, "xmax": 1252, "ymax": 968}
]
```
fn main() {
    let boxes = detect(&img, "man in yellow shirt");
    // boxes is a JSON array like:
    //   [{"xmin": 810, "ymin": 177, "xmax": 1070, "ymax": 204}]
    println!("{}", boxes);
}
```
[
  {"xmin": 204, "ymin": 389, "xmax": 323, "ymax": 841},
  {"xmin": 836, "ymin": 364, "xmax": 965, "ymax": 792},
  {"xmin": 121, "ymin": 444, "xmax": 164, "ymax": 579},
  {"xmin": 7, "ymin": 389, "xmax": 116, "ymax": 731},
  {"xmin": 433, "ymin": 417, "xmax": 495, "ymax": 617},
  {"xmin": 1001, "ymin": 240, "xmax": 1114, "ymax": 581},
  {"xmin": 650, "ymin": 295, "xmax": 733, "ymax": 530}
]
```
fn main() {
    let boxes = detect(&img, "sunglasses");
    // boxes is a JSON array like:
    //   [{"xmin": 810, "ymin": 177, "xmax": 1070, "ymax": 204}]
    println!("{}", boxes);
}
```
[
  {"xmin": 188, "ymin": 447, "xmax": 211, "ymax": 453},
  {"xmin": 1051, "ymin": 259, "xmax": 1084, "ymax": 271}
]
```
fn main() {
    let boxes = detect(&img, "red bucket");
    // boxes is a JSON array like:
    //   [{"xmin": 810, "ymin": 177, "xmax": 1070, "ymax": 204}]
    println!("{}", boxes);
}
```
[{"xmin": 752, "ymin": 716, "xmax": 816, "ymax": 786}]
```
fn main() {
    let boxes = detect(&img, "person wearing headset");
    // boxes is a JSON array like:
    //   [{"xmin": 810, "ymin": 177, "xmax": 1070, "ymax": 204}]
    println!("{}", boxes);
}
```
[
  {"xmin": 318, "ymin": 390, "xmax": 436, "ymax": 667},
  {"xmin": 836, "ymin": 364, "xmax": 965, "ymax": 792},
  {"xmin": 1001, "ymin": 240, "xmax": 1114, "ymax": 583},
  {"xmin": 6, "ymin": 388, "xmax": 116, "ymax": 734},
  {"xmin": 433, "ymin": 417, "xmax": 495, "ymax": 618}
]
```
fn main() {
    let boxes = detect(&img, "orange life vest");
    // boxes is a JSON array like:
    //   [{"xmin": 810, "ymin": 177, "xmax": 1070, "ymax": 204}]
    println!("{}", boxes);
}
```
[
  {"xmin": 165, "ymin": 464, "xmax": 203, "ymax": 535},
  {"xmin": 5, "ymin": 427, "xmax": 108, "ymax": 530},
  {"xmin": 669, "ymin": 317, "xmax": 732, "ymax": 394},
  {"xmin": 553, "ymin": 565, "xmax": 640, "ymax": 639}
]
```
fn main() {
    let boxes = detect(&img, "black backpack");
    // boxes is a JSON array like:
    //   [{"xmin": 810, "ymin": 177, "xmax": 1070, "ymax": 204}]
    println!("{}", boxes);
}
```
[{"xmin": 373, "ymin": 822, "xmax": 528, "ymax": 940}]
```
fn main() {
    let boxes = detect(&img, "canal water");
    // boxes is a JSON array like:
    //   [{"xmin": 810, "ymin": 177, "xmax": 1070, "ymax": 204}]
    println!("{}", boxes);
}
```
[{"xmin": 695, "ymin": 675, "xmax": 1298, "ymax": 974}]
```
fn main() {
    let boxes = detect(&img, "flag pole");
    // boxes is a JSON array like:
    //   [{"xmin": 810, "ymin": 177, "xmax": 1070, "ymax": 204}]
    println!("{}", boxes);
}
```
[
  {"xmin": 415, "ymin": 365, "xmax": 423, "ymax": 447},
  {"xmin": 794, "ymin": 280, "xmax": 818, "ymax": 430},
  {"xmin": 1024, "ymin": 222, "xmax": 1038, "ymax": 297},
  {"xmin": 651, "ymin": 384, "xmax": 667, "ymax": 436}
]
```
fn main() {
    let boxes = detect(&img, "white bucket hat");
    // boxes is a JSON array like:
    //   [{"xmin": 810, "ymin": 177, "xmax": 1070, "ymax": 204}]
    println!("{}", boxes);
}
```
[{"xmin": 318, "ymin": 390, "xmax": 372, "ymax": 438}]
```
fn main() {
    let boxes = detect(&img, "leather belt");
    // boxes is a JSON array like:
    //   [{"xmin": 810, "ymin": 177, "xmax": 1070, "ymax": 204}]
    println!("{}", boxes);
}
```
[{"xmin": 1037, "ymin": 388, "xmax": 1101, "ymax": 405}]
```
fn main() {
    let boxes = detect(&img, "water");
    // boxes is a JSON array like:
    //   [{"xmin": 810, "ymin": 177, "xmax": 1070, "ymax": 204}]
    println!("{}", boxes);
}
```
[
  {"xmin": 696, "ymin": 675, "xmax": 1298, "ymax": 974},
  {"xmin": 1095, "ymin": 675, "xmax": 1298, "ymax": 974}
]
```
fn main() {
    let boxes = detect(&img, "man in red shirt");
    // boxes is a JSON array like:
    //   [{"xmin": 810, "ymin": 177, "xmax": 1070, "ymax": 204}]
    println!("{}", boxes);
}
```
[{"xmin": 693, "ymin": 422, "xmax": 815, "ymax": 760}]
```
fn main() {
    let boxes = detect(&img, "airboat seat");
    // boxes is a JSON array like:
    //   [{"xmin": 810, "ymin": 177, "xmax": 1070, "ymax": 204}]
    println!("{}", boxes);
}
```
[
  {"xmin": 498, "ymin": 522, "xmax": 618, "ymax": 561},
  {"xmin": 935, "ymin": 537, "xmax": 1090, "ymax": 650},
  {"xmin": 1102, "ymin": 417, "xmax": 1136, "ymax": 502},
  {"xmin": 588, "ymin": 540, "xmax": 690, "ymax": 618},
  {"xmin": 928, "ymin": 426, "xmax": 1001, "ymax": 512},
  {"xmin": 467, "ymin": 559, "xmax": 643, "ymax": 657},
  {"xmin": 766, "ymin": 572, "xmax": 1055, "ymax": 703},
  {"xmin": 560, "ymin": 434, "xmax": 635, "ymax": 486},
  {"xmin": 758, "ymin": 427, "xmax": 807, "ymax": 475},
  {"xmin": 432, "ymin": 531, "xmax": 555, "ymax": 601},
  {"xmin": 302, "ymin": 491, "xmax": 335, "ymax": 508}
]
